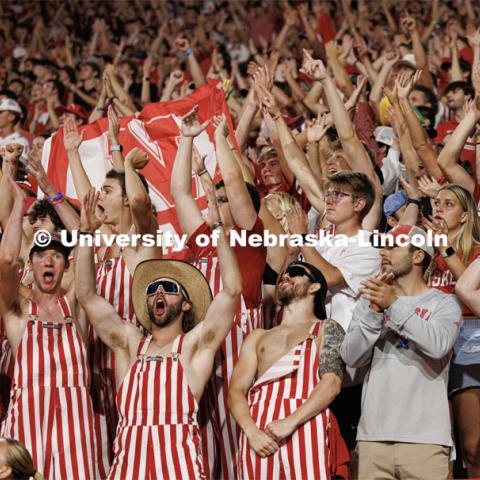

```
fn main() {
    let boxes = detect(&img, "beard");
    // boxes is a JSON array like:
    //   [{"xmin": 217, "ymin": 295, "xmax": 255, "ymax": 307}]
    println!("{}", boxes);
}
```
[
  {"xmin": 148, "ymin": 300, "xmax": 183, "ymax": 328},
  {"xmin": 382, "ymin": 258, "xmax": 413, "ymax": 279},
  {"xmin": 277, "ymin": 281, "xmax": 309, "ymax": 306}
]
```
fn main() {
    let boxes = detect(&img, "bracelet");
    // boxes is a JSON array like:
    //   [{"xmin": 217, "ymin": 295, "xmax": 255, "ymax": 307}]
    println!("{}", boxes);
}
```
[
  {"xmin": 48, "ymin": 192, "xmax": 64, "ymax": 205},
  {"xmin": 96, "ymin": 106, "xmax": 106, "ymax": 112},
  {"xmin": 211, "ymin": 221, "xmax": 223, "ymax": 231},
  {"xmin": 110, "ymin": 145, "xmax": 123, "ymax": 152},
  {"xmin": 196, "ymin": 169, "xmax": 208, "ymax": 176},
  {"xmin": 407, "ymin": 198, "xmax": 421, "ymax": 207},
  {"xmin": 180, "ymin": 48, "xmax": 193, "ymax": 59}
]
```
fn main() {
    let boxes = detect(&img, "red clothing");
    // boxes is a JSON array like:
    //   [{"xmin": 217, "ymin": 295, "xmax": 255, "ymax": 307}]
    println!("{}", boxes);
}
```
[{"xmin": 430, "ymin": 249, "xmax": 480, "ymax": 316}]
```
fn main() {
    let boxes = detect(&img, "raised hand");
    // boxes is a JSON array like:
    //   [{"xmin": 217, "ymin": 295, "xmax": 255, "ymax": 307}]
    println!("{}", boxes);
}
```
[
  {"xmin": 306, "ymin": 113, "xmax": 330, "ymax": 143},
  {"xmin": 418, "ymin": 175, "xmax": 442, "ymax": 199},
  {"xmin": 174, "ymin": 37, "xmax": 190, "ymax": 52},
  {"xmin": 192, "ymin": 145, "xmax": 207, "ymax": 174},
  {"xmin": 257, "ymin": 84, "xmax": 282, "ymax": 118},
  {"xmin": 285, "ymin": 204, "xmax": 308, "ymax": 235},
  {"xmin": 401, "ymin": 11, "xmax": 416, "ymax": 33},
  {"xmin": 80, "ymin": 188, "xmax": 105, "ymax": 232},
  {"xmin": 168, "ymin": 70, "xmax": 184, "ymax": 87},
  {"xmin": 213, "ymin": 114, "xmax": 229, "ymax": 138},
  {"xmin": 300, "ymin": 49, "xmax": 327, "ymax": 81},
  {"xmin": 0, "ymin": 143, "xmax": 23, "ymax": 163},
  {"xmin": 396, "ymin": 69, "xmax": 422, "ymax": 100},
  {"xmin": 107, "ymin": 105, "xmax": 120, "ymax": 141},
  {"xmin": 125, "ymin": 147, "xmax": 149, "ymax": 170},
  {"xmin": 180, "ymin": 105, "xmax": 210, "ymax": 137},
  {"xmin": 63, "ymin": 117, "xmax": 84, "ymax": 152}
]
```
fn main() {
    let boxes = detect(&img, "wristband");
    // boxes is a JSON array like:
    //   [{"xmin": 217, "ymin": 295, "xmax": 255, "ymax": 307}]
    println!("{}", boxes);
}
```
[
  {"xmin": 180, "ymin": 48, "xmax": 193, "ymax": 59},
  {"xmin": 407, "ymin": 198, "xmax": 421, "ymax": 207},
  {"xmin": 440, "ymin": 246, "xmax": 455, "ymax": 258},
  {"xmin": 211, "ymin": 221, "xmax": 223, "ymax": 231},
  {"xmin": 110, "ymin": 145, "xmax": 123, "ymax": 152},
  {"xmin": 48, "ymin": 192, "xmax": 64, "ymax": 204}
]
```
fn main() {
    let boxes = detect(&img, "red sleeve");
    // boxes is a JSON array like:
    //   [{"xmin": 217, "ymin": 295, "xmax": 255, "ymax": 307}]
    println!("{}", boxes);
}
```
[
  {"xmin": 316, "ymin": 12, "xmax": 336, "ymax": 44},
  {"xmin": 186, "ymin": 222, "xmax": 215, "ymax": 258}
]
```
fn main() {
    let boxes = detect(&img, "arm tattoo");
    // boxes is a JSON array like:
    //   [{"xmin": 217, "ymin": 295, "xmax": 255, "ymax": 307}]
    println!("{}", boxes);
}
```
[{"xmin": 319, "ymin": 319, "xmax": 345, "ymax": 380}]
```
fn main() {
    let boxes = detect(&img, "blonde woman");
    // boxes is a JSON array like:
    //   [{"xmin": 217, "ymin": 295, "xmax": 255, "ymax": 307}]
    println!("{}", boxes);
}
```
[
  {"xmin": 0, "ymin": 438, "xmax": 43, "ymax": 480},
  {"xmin": 425, "ymin": 184, "xmax": 480, "ymax": 477},
  {"xmin": 263, "ymin": 191, "xmax": 300, "ymax": 232}
]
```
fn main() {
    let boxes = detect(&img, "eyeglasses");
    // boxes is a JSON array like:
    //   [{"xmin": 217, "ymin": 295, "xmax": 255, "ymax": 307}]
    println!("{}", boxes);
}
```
[
  {"xmin": 146, "ymin": 279, "xmax": 189, "ymax": 300},
  {"xmin": 216, "ymin": 196, "xmax": 229, "ymax": 204},
  {"xmin": 325, "ymin": 190, "xmax": 353, "ymax": 201},
  {"xmin": 285, "ymin": 265, "xmax": 316, "ymax": 283}
]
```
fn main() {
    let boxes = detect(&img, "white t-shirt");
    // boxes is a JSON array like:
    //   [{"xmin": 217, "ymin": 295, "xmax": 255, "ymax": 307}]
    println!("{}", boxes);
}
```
[
  {"xmin": 0, "ymin": 132, "xmax": 30, "ymax": 162},
  {"xmin": 316, "ymin": 230, "xmax": 381, "ymax": 332}
]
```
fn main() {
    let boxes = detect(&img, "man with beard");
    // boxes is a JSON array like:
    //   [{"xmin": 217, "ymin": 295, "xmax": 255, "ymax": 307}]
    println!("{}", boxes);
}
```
[
  {"xmin": 229, "ymin": 261, "xmax": 346, "ymax": 479},
  {"xmin": 0, "ymin": 176, "xmax": 100, "ymax": 478},
  {"xmin": 75, "ymin": 187, "xmax": 241, "ymax": 479},
  {"xmin": 341, "ymin": 225, "xmax": 462, "ymax": 479}
]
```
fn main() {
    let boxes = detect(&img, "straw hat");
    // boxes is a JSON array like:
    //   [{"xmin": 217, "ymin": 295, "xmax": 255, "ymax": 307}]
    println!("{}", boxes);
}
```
[{"xmin": 132, "ymin": 259, "xmax": 212, "ymax": 332}]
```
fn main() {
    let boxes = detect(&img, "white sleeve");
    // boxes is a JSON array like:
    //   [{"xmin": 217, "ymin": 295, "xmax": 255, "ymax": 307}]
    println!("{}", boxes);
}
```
[{"xmin": 381, "ymin": 148, "xmax": 401, "ymax": 196}]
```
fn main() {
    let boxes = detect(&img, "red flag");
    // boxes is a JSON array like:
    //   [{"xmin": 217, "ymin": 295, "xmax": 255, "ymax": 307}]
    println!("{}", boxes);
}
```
[{"xmin": 40, "ymin": 79, "xmax": 234, "ymax": 256}]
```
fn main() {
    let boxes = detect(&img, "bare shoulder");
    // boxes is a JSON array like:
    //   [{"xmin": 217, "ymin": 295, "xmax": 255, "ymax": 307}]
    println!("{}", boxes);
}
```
[
  {"xmin": 319, "ymin": 319, "xmax": 345, "ymax": 379},
  {"xmin": 123, "ymin": 322, "xmax": 144, "ymax": 357}
]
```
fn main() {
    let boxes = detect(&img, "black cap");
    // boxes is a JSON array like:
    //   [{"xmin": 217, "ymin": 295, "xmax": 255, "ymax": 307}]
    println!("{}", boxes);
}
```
[
  {"xmin": 29, "ymin": 235, "xmax": 72, "ymax": 260},
  {"xmin": 288, "ymin": 261, "xmax": 328, "ymax": 320}
]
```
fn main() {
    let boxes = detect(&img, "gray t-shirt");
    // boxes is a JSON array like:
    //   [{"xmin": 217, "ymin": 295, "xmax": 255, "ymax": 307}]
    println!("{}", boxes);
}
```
[{"xmin": 341, "ymin": 289, "xmax": 461, "ymax": 446}]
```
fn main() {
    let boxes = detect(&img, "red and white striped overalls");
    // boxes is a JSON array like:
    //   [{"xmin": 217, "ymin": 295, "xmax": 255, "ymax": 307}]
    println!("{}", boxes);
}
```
[
  {"xmin": 194, "ymin": 250, "xmax": 264, "ymax": 479},
  {"xmin": 4, "ymin": 297, "xmax": 99, "ymax": 479},
  {"xmin": 237, "ymin": 321, "xmax": 331, "ymax": 480},
  {"xmin": 107, "ymin": 334, "xmax": 205, "ymax": 479},
  {"xmin": 92, "ymin": 246, "xmax": 142, "ymax": 476}
]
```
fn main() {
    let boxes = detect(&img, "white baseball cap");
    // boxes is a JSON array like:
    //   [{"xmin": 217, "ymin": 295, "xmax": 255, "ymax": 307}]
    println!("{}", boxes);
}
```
[
  {"xmin": 0, "ymin": 99, "xmax": 22, "ymax": 114},
  {"xmin": 374, "ymin": 126, "xmax": 394, "ymax": 146}
]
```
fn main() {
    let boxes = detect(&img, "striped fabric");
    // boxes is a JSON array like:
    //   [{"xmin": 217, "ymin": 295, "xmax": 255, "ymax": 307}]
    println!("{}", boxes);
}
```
[
  {"xmin": 108, "ymin": 334, "xmax": 205, "ymax": 479},
  {"xmin": 4, "ymin": 297, "xmax": 101, "ymax": 479},
  {"xmin": 237, "ymin": 321, "xmax": 331, "ymax": 479}
]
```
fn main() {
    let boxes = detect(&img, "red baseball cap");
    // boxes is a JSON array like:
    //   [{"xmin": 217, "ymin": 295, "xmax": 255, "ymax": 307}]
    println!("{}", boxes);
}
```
[{"xmin": 57, "ymin": 104, "xmax": 89, "ymax": 121}]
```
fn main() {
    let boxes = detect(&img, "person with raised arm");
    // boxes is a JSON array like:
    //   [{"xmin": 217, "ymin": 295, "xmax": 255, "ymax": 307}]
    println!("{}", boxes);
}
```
[{"xmin": 75, "ymin": 186, "xmax": 242, "ymax": 479}]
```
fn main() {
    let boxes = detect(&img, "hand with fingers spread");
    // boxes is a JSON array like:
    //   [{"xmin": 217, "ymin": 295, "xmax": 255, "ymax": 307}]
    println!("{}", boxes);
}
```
[
  {"xmin": 383, "ymin": 83, "xmax": 399, "ymax": 106},
  {"xmin": 418, "ymin": 175, "xmax": 441, "ymax": 199},
  {"xmin": 107, "ymin": 105, "xmax": 120, "ymax": 142},
  {"xmin": 265, "ymin": 417, "xmax": 297, "ymax": 444},
  {"xmin": 80, "ymin": 188, "xmax": 105, "ymax": 233},
  {"xmin": 285, "ymin": 204, "xmax": 308, "ymax": 235},
  {"xmin": 466, "ymin": 27, "xmax": 480, "ymax": 48},
  {"xmin": 246, "ymin": 427, "xmax": 279, "ymax": 458},
  {"xmin": 359, "ymin": 272, "xmax": 397, "ymax": 311},
  {"xmin": 399, "ymin": 176, "xmax": 420, "ymax": 201},
  {"xmin": 306, "ymin": 114, "xmax": 330, "ymax": 143},
  {"xmin": 180, "ymin": 105, "xmax": 210, "ymax": 137},
  {"xmin": 396, "ymin": 69, "xmax": 422, "ymax": 100},
  {"xmin": 63, "ymin": 117, "xmax": 84, "ymax": 152}
]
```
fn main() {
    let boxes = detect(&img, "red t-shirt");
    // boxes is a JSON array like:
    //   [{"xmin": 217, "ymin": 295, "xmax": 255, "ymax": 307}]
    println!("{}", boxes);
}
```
[
  {"xmin": 186, "ymin": 217, "xmax": 266, "ymax": 308},
  {"xmin": 430, "ymin": 249, "xmax": 480, "ymax": 316}
]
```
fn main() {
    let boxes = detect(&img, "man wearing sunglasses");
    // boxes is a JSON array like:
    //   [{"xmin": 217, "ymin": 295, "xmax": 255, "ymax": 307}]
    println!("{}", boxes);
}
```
[
  {"xmin": 229, "ymin": 261, "xmax": 348, "ymax": 480},
  {"xmin": 75, "ymin": 187, "xmax": 242, "ymax": 479}
]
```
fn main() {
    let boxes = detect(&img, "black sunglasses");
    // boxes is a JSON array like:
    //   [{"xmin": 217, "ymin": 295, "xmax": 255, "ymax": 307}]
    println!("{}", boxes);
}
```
[{"xmin": 285, "ymin": 265, "xmax": 316, "ymax": 283}]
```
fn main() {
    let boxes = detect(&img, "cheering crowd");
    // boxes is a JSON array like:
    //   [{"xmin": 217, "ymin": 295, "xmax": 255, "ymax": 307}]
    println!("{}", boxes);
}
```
[{"xmin": 0, "ymin": 0, "xmax": 480, "ymax": 479}]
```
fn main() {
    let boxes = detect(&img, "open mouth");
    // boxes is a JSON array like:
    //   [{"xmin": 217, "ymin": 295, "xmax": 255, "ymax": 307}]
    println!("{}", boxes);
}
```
[
  {"xmin": 155, "ymin": 298, "xmax": 165, "ymax": 315},
  {"xmin": 43, "ymin": 271, "xmax": 54, "ymax": 283}
]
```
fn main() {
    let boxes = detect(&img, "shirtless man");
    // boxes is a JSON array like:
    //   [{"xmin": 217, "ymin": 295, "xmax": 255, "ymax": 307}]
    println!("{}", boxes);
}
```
[{"xmin": 229, "ymin": 261, "xmax": 346, "ymax": 479}]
